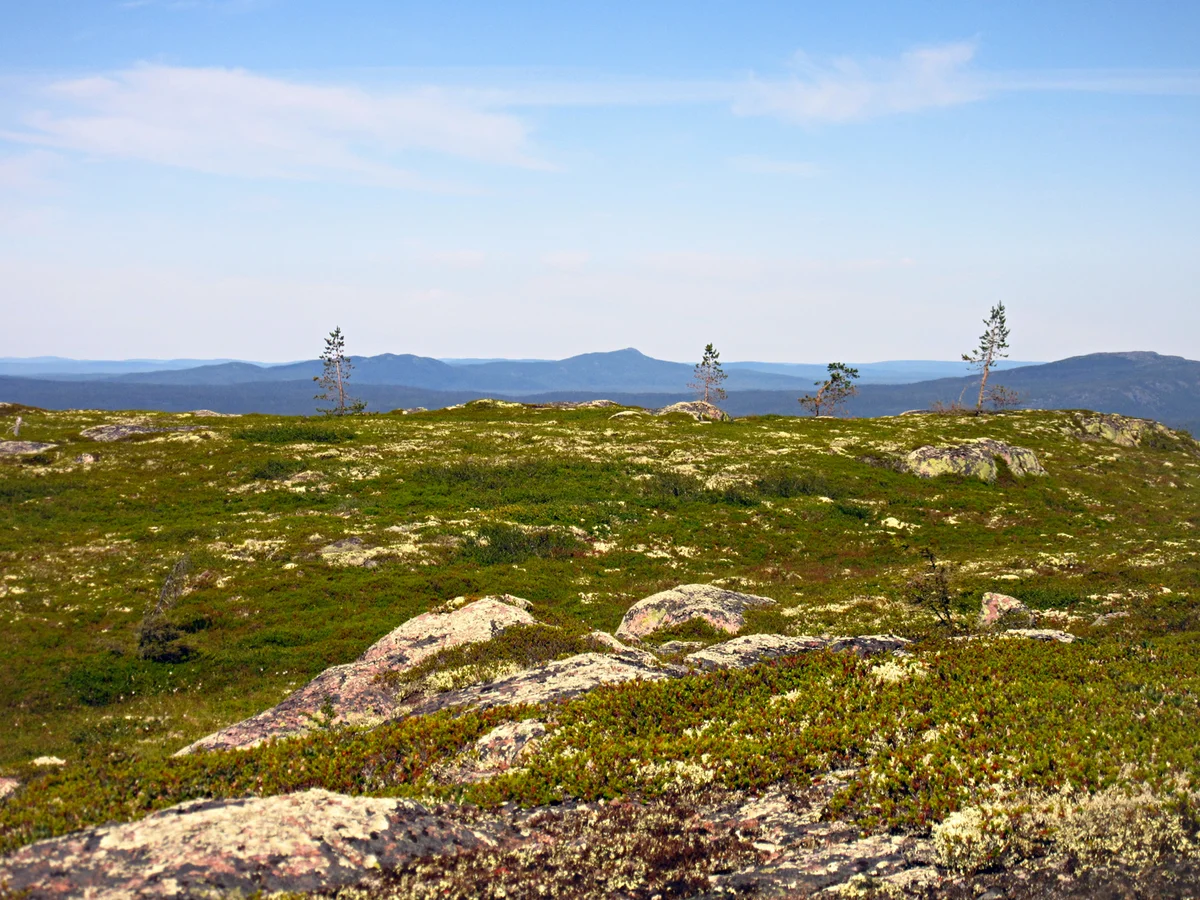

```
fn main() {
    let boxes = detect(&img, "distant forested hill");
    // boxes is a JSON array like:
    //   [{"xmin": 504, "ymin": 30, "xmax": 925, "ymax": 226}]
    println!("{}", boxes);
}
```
[{"xmin": 2, "ymin": 351, "xmax": 1197, "ymax": 434}]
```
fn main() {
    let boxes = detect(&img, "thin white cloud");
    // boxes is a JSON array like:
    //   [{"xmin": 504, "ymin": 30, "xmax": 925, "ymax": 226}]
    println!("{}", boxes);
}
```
[
  {"xmin": 4, "ymin": 64, "xmax": 546, "ymax": 190},
  {"xmin": 0, "ymin": 150, "xmax": 63, "ymax": 193},
  {"xmin": 731, "ymin": 155, "xmax": 821, "ymax": 177},
  {"xmin": 733, "ymin": 41, "xmax": 984, "ymax": 123},
  {"xmin": 542, "ymin": 251, "xmax": 590, "ymax": 270}
]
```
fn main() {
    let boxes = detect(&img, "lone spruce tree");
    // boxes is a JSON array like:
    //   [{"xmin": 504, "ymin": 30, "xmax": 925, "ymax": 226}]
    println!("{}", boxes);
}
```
[
  {"xmin": 689, "ymin": 343, "xmax": 728, "ymax": 404},
  {"xmin": 799, "ymin": 362, "xmax": 860, "ymax": 416},
  {"xmin": 314, "ymin": 327, "xmax": 366, "ymax": 416},
  {"xmin": 963, "ymin": 302, "xmax": 1011, "ymax": 413}
]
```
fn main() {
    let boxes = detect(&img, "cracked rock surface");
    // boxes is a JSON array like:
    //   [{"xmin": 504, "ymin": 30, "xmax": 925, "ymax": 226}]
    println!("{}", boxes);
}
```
[{"xmin": 0, "ymin": 789, "xmax": 508, "ymax": 899}]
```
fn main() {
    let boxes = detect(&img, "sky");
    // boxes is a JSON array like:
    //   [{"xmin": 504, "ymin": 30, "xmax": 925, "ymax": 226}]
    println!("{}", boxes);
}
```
[{"xmin": 1, "ymin": 1, "xmax": 1198, "ymax": 364}]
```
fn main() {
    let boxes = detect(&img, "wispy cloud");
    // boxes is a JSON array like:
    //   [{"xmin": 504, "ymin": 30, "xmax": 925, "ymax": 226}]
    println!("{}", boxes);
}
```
[
  {"xmin": 731, "ymin": 155, "xmax": 821, "ymax": 177},
  {"xmin": 4, "ymin": 64, "xmax": 545, "ymax": 190},
  {"xmin": 0, "ymin": 150, "xmax": 64, "ymax": 193},
  {"xmin": 733, "ymin": 41, "xmax": 984, "ymax": 123}
]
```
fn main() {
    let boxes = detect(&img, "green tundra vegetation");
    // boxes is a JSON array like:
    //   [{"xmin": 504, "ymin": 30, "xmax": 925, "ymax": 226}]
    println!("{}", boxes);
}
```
[{"xmin": 2, "ymin": 401, "xmax": 1200, "ymax": 865}]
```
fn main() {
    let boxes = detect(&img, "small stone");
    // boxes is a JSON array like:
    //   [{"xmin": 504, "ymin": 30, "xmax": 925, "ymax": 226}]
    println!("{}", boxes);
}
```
[
  {"xmin": 0, "ymin": 777, "xmax": 19, "ymax": 800},
  {"xmin": 32, "ymin": 756, "xmax": 66, "ymax": 766}
]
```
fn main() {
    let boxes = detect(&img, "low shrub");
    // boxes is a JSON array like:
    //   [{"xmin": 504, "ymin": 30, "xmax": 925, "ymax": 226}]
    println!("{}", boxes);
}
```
[{"xmin": 458, "ymin": 523, "xmax": 584, "ymax": 566}]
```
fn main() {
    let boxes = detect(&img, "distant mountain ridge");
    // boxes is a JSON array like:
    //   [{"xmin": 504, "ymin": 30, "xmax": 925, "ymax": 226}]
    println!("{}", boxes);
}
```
[
  {"xmin": 1, "ymin": 350, "xmax": 1198, "ymax": 435},
  {"xmin": 0, "ymin": 349, "xmax": 1038, "ymax": 393}
]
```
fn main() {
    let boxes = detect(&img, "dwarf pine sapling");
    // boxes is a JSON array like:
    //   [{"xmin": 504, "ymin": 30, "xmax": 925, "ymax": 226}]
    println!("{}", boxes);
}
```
[
  {"xmin": 963, "ymin": 302, "xmax": 1011, "ymax": 414},
  {"xmin": 314, "ymin": 327, "xmax": 366, "ymax": 416},
  {"xmin": 689, "ymin": 343, "xmax": 728, "ymax": 404},
  {"xmin": 799, "ymin": 362, "xmax": 860, "ymax": 416}
]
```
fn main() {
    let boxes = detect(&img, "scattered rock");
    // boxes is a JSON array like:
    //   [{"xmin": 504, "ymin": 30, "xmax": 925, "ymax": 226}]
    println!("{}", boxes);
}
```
[
  {"xmin": 904, "ymin": 439, "xmax": 1047, "ymax": 481},
  {"xmin": 1004, "ymin": 628, "xmax": 1078, "ymax": 644},
  {"xmin": 1091, "ymin": 611, "xmax": 1130, "ymax": 627},
  {"xmin": 32, "ymin": 756, "xmax": 65, "ymax": 767},
  {"xmin": 537, "ymin": 400, "xmax": 620, "ymax": 409},
  {"xmin": 436, "ymin": 720, "xmax": 548, "ymax": 783},
  {"xmin": 655, "ymin": 400, "xmax": 730, "ymax": 421},
  {"xmin": 0, "ymin": 789, "xmax": 506, "ymax": 899},
  {"xmin": 396, "ymin": 407, "xmax": 428, "ymax": 415},
  {"xmin": 616, "ymin": 583, "xmax": 777, "ymax": 641},
  {"xmin": 464, "ymin": 398, "xmax": 525, "ymax": 409},
  {"xmin": 979, "ymin": 591, "xmax": 1034, "ymax": 627},
  {"xmin": 178, "ymin": 597, "xmax": 537, "ymax": 754},
  {"xmin": 73, "ymin": 453, "xmax": 97, "ymax": 465},
  {"xmin": 411, "ymin": 650, "xmax": 673, "ymax": 717},
  {"xmin": 0, "ymin": 441, "xmax": 56, "ymax": 456},
  {"xmin": 0, "ymin": 777, "xmax": 18, "ymax": 800},
  {"xmin": 80, "ymin": 424, "xmax": 203, "ymax": 442},
  {"xmin": 587, "ymin": 630, "xmax": 633, "ymax": 652},
  {"xmin": 187, "ymin": 409, "xmax": 238, "ymax": 417},
  {"xmin": 609, "ymin": 410, "xmax": 648, "ymax": 418},
  {"xmin": 686, "ymin": 634, "xmax": 911, "ymax": 671}
]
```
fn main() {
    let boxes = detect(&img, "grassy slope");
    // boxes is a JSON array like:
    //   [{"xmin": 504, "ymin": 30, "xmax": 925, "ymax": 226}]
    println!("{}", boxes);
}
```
[{"xmin": 2, "ymin": 403, "xmax": 1200, "ymax": 853}]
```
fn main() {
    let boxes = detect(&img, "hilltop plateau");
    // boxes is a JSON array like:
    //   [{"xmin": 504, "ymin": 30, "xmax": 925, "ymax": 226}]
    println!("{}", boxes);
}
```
[{"xmin": 2, "ymin": 401, "xmax": 1200, "ymax": 898}]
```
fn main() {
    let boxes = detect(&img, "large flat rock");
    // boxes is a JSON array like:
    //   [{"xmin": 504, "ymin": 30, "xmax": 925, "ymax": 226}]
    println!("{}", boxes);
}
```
[
  {"xmin": 179, "ymin": 597, "xmax": 535, "ymax": 754},
  {"xmin": 411, "ymin": 650, "xmax": 674, "ymax": 716},
  {"xmin": 0, "ymin": 789, "xmax": 504, "ymax": 899}
]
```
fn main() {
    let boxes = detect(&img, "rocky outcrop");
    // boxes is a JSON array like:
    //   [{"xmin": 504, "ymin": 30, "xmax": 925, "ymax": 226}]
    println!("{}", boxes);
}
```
[
  {"xmin": 80, "ymin": 424, "xmax": 203, "ymax": 442},
  {"xmin": 0, "ymin": 789, "xmax": 507, "ymax": 899},
  {"xmin": 616, "ymin": 584, "xmax": 777, "ymax": 641},
  {"xmin": 0, "ymin": 777, "xmax": 18, "ymax": 800},
  {"xmin": 686, "ymin": 633, "xmax": 912, "ymax": 671},
  {"xmin": 1072, "ymin": 413, "xmax": 1180, "ymax": 448},
  {"xmin": 0, "ymin": 441, "xmax": 56, "ymax": 456},
  {"xmin": 411, "ymin": 650, "xmax": 674, "ymax": 717},
  {"xmin": 979, "ymin": 591, "xmax": 1034, "ymax": 627},
  {"xmin": 536, "ymin": 400, "xmax": 620, "ymax": 410},
  {"xmin": 904, "ymin": 439, "xmax": 1046, "ymax": 481},
  {"xmin": 655, "ymin": 401, "xmax": 730, "ymax": 422},
  {"xmin": 178, "ymin": 597, "xmax": 536, "ymax": 754}
]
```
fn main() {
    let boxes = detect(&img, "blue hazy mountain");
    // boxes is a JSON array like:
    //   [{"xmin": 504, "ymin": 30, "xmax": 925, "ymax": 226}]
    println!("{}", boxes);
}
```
[
  {"xmin": 0, "ymin": 349, "xmax": 1040, "ymax": 393},
  {"xmin": 2, "ymin": 351, "xmax": 1197, "ymax": 435}
]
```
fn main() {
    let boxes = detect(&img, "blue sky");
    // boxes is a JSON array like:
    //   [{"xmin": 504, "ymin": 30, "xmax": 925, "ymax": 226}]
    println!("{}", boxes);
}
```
[{"xmin": 1, "ymin": 1, "xmax": 1197, "ymax": 362}]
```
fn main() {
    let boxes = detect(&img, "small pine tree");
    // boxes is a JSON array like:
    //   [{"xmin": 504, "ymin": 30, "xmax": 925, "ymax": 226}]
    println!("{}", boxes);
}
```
[
  {"xmin": 688, "ymin": 343, "xmax": 728, "ymax": 404},
  {"xmin": 314, "ymin": 327, "xmax": 366, "ymax": 416},
  {"xmin": 963, "ymin": 302, "xmax": 1011, "ymax": 413},
  {"xmin": 799, "ymin": 362, "xmax": 860, "ymax": 416}
]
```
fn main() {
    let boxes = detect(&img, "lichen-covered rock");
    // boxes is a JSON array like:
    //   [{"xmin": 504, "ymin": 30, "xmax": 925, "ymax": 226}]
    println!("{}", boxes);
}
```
[
  {"xmin": 0, "ymin": 441, "xmax": 56, "ymax": 456},
  {"xmin": 411, "ymin": 650, "xmax": 673, "ymax": 716},
  {"xmin": 0, "ymin": 789, "xmax": 505, "ymax": 899},
  {"xmin": 178, "ymin": 597, "xmax": 536, "ymax": 754},
  {"xmin": 1072, "ymin": 413, "xmax": 1189, "ymax": 449},
  {"xmin": 686, "ymin": 633, "xmax": 911, "ymax": 671},
  {"xmin": 980, "ymin": 591, "xmax": 1033, "ymax": 627},
  {"xmin": 1003, "ymin": 628, "xmax": 1077, "ymax": 644},
  {"xmin": 616, "ymin": 584, "xmax": 777, "ymax": 641},
  {"xmin": 436, "ymin": 720, "xmax": 548, "ymax": 783},
  {"xmin": 904, "ymin": 439, "xmax": 1047, "ymax": 481},
  {"xmin": 655, "ymin": 401, "xmax": 730, "ymax": 422},
  {"xmin": 0, "ymin": 777, "xmax": 18, "ymax": 801},
  {"xmin": 80, "ymin": 424, "xmax": 203, "ymax": 442}
]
